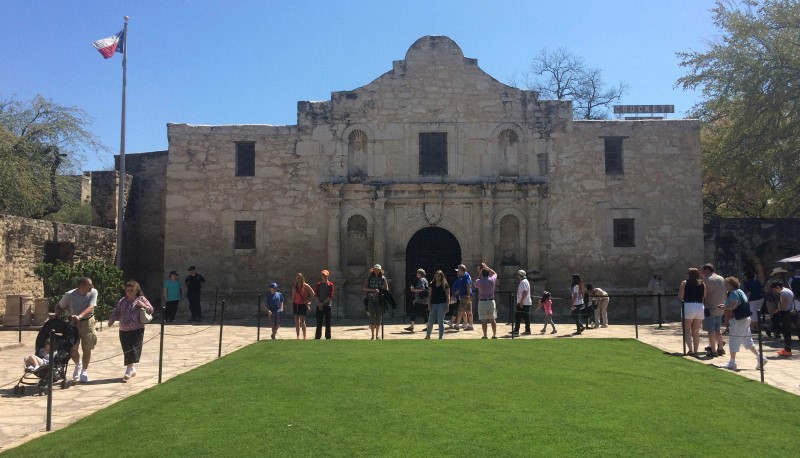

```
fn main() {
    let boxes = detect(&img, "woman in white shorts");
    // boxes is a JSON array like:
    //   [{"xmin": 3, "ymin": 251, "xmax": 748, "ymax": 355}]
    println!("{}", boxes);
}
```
[{"xmin": 679, "ymin": 268, "xmax": 706, "ymax": 356}]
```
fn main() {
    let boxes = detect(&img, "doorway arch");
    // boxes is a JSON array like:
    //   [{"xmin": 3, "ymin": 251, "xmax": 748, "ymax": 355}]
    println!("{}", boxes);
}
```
[{"xmin": 404, "ymin": 227, "xmax": 462, "ymax": 314}]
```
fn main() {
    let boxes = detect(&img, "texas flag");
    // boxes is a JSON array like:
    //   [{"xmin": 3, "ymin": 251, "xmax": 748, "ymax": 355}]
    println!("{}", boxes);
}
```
[{"xmin": 92, "ymin": 30, "xmax": 124, "ymax": 58}]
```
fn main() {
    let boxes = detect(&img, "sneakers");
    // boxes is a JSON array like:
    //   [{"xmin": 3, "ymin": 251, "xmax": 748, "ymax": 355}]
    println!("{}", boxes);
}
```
[
  {"xmin": 705, "ymin": 350, "xmax": 716, "ymax": 358},
  {"xmin": 717, "ymin": 348, "xmax": 726, "ymax": 356},
  {"xmin": 777, "ymin": 349, "xmax": 793, "ymax": 357},
  {"xmin": 79, "ymin": 371, "xmax": 88, "ymax": 383},
  {"xmin": 540, "ymin": 328, "xmax": 547, "ymax": 334},
  {"xmin": 491, "ymin": 336, "xmax": 497, "ymax": 339},
  {"xmin": 404, "ymin": 326, "xmax": 415, "ymax": 332},
  {"xmin": 522, "ymin": 330, "xmax": 532, "ymax": 335},
  {"xmin": 72, "ymin": 363, "xmax": 82, "ymax": 381},
  {"xmin": 757, "ymin": 357, "xmax": 768, "ymax": 370},
  {"xmin": 481, "ymin": 336, "xmax": 488, "ymax": 339},
  {"xmin": 123, "ymin": 367, "xmax": 132, "ymax": 381},
  {"xmin": 725, "ymin": 361, "xmax": 737, "ymax": 370},
  {"xmin": 452, "ymin": 324, "xmax": 460, "ymax": 330},
  {"xmin": 26, "ymin": 365, "xmax": 36, "ymax": 372},
  {"xmin": 463, "ymin": 325, "xmax": 474, "ymax": 331}
]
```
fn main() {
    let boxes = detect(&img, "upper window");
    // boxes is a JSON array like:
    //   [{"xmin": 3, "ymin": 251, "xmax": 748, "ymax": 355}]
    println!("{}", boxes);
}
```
[
  {"xmin": 604, "ymin": 137, "xmax": 624, "ymax": 174},
  {"xmin": 236, "ymin": 142, "xmax": 255, "ymax": 177},
  {"xmin": 419, "ymin": 133, "xmax": 447, "ymax": 176},
  {"xmin": 613, "ymin": 218, "xmax": 635, "ymax": 247},
  {"xmin": 234, "ymin": 221, "xmax": 256, "ymax": 249}
]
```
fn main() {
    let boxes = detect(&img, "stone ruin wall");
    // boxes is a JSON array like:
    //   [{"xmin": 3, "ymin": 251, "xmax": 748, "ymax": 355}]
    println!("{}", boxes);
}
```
[{"xmin": 0, "ymin": 215, "xmax": 116, "ymax": 322}]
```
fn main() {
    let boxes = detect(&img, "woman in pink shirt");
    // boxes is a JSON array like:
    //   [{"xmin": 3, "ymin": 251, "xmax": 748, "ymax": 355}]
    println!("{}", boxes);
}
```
[{"xmin": 108, "ymin": 280, "xmax": 154, "ymax": 381}]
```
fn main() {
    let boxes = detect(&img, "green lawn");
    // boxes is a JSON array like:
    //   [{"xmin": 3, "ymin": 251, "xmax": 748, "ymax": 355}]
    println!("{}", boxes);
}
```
[{"xmin": 4, "ymin": 339, "xmax": 799, "ymax": 457}]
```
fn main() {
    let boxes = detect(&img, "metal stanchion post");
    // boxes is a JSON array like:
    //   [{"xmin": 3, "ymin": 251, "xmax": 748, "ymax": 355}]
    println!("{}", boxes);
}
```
[
  {"xmin": 757, "ymin": 310, "xmax": 765, "ymax": 383},
  {"xmin": 213, "ymin": 288, "xmax": 219, "ymax": 324},
  {"xmin": 46, "ymin": 328, "xmax": 55, "ymax": 431},
  {"xmin": 681, "ymin": 300, "xmax": 686, "ymax": 355},
  {"xmin": 633, "ymin": 292, "xmax": 639, "ymax": 340},
  {"xmin": 19, "ymin": 296, "xmax": 23, "ymax": 343},
  {"xmin": 158, "ymin": 304, "xmax": 165, "ymax": 384},
  {"xmin": 657, "ymin": 294, "xmax": 663, "ymax": 329},
  {"xmin": 218, "ymin": 300, "xmax": 225, "ymax": 358},
  {"xmin": 257, "ymin": 294, "xmax": 262, "ymax": 341}
]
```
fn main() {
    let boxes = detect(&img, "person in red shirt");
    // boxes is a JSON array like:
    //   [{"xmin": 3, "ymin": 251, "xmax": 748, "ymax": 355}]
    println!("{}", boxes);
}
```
[{"xmin": 314, "ymin": 270, "xmax": 335, "ymax": 339}]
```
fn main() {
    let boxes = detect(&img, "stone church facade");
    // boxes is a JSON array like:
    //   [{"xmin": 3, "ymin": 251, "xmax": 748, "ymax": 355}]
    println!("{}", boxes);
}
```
[{"xmin": 163, "ymin": 36, "xmax": 703, "ymax": 317}]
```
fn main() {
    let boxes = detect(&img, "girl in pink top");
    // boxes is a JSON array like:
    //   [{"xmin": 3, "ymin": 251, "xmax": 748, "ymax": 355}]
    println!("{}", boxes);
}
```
[{"xmin": 535, "ymin": 291, "xmax": 557, "ymax": 334}]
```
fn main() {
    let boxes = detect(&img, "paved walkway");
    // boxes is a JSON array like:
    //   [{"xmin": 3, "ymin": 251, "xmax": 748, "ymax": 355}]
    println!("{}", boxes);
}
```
[{"xmin": 1, "ymin": 318, "xmax": 797, "ymax": 452}]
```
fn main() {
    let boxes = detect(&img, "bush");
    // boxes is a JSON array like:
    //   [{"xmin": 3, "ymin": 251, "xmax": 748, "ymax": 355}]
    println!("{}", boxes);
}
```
[{"xmin": 34, "ymin": 260, "xmax": 125, "ymax": 321}]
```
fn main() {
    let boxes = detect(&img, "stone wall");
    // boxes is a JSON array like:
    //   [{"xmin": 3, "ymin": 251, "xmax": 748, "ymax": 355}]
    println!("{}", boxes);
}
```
[
  {"xmin": 545, "ymin": 120, "xmax": 704, "ymax": 295},
  {"xmin": 116, "ymin": 151, "xmax": 168, "ymax": 303},
  {"xmin": 0, "ymin": 214, "xmax": 116, "ymax": 321}
]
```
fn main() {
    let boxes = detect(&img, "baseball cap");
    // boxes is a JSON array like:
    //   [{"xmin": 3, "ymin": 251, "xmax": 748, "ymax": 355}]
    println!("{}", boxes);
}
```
[
  {"xmin": 269, "ymin": 282, "xmax": 278, "ymax": 289},
  {"xmin": 373, "ymin": 264, "xmax": 382, "ymax": 270},
  {"xmin": 455, "ymin": 264, "xmax": 467, "ymax": 271},
  {"xmin": 169, "ymin": 270, "xmax": 178, "ymax": 276},
  {"xmin": 321, "ymin": 269, "xmax": 330, "ymax": 276}
]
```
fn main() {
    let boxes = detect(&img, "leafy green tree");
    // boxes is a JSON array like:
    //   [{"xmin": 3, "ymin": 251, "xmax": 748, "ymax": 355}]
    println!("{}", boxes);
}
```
[
  {"xmin": 34, "ymin": 261, "xmax": 125, "ymax": 321},
  {"xmin": 677, "ymin": 0, "xmax": 800, "ymax": 220},
  {"xmin": 0, "ymin": 95, "xmax": 107, "ymax": 218},
  {"xmin": 514, "ymin": 47, "xmax": 628, "ymax": 120}
]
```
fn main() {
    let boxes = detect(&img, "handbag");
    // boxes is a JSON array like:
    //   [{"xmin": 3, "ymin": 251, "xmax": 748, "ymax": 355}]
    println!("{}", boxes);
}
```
[{"xmin": 139, "ymin": 306, "xmax": 153, "ymax": 324}]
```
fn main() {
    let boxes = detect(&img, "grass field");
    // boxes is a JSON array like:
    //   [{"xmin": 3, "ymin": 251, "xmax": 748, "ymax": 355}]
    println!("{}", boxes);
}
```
[{"xmin": 4, "ymin": 339, "xmax": 799, "ymax": 457}]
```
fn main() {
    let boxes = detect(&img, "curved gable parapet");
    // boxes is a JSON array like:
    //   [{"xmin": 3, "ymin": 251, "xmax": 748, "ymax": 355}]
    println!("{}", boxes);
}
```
[{"xmin": 404, "ymin": 36, "xmax": 466, "ymax": 66}]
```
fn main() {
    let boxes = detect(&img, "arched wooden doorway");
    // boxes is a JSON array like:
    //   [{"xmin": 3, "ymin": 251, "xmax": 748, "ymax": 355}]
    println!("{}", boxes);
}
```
[{"xmin": 404, "ymin": 227, "xmax": 462, "ymax": 315}]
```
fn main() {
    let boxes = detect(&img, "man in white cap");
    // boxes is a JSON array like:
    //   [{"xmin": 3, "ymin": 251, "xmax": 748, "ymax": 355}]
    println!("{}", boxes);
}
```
[{"xmin": 512, "ymin": 269, "xmax": 532, "ymax": 335}]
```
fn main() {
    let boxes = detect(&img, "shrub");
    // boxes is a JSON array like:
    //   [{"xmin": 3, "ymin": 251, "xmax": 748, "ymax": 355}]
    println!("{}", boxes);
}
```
[{"xmin": 34, "ymin": 260, "xmax": 125, "ymax": 321}]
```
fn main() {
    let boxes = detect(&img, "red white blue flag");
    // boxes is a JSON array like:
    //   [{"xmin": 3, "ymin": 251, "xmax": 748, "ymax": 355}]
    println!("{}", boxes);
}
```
[{"xmin": 92, "ymin": 30, "xmax": 124, "ymax": 58}]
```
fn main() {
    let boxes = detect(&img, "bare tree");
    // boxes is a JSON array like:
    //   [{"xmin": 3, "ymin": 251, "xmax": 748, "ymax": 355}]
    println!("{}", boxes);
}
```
[{"xmin": 518, "ymin": 47, "xmax": 628, "ymax": 120}]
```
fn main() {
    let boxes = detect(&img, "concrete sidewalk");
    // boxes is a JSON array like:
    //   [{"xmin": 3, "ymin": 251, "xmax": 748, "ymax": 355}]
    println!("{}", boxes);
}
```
[{"xmin": 1, "ymin": 318, "xmax": 797, "ymax": 452}]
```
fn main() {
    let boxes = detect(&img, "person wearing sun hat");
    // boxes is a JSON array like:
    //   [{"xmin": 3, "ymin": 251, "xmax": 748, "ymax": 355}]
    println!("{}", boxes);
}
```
[
  {"xmin": 363, "ymin": 264, "xmax": 389, "ymax": 339},
  {"xmin": 263, "ymin": 282, "xmax": 284, "ymax": 339},
  {"xmin": 314, "ymin": 270, "xmax": 335, "ymax": 339}
]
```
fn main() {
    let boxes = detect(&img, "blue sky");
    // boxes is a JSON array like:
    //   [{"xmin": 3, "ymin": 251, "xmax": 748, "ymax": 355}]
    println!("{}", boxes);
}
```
[{"xmin": 0, "ymin": 0, "xmax": 719, "ymax": 171}]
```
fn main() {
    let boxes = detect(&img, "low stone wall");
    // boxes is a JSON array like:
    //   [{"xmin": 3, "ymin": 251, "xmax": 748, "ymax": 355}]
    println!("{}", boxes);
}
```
[{"xmin": 0, "ymin": 215, "xmax": 116, "ymax": 324}]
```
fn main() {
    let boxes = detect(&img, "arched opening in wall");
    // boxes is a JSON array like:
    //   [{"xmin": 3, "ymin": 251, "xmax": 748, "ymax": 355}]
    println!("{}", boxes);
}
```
[{"xmin": 404, "ymin": 227, "xmax": 462, "ymax": 314}]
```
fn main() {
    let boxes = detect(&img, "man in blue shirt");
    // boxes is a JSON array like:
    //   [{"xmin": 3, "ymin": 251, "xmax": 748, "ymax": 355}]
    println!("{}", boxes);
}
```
[
  {"xmin": 264, "ymin": 282, "xmax": 285, "ymax": 339},
  {"xmin": 451, "ymin": 264, "xmax": 473, "ymax": 331}
]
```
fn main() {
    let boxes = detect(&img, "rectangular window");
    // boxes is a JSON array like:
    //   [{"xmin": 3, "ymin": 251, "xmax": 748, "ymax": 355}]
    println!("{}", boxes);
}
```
[
  {"xmin": 236, "ymin": 142, "xmax": 255, "ymax": 177},
  {"xmin": 613, "ymin": 219, "xmax": 635, "ymax": 247},
  {"xmin": 604, "ymin": 137, "xmax": 623, "ymax": 174},
  {"xmin": 419, "ymin": 133, "xmax": 447, "ymax": 176},
  {"xmin": 234, "ymin": 221, "xmax": 256, "ymax": 249}
]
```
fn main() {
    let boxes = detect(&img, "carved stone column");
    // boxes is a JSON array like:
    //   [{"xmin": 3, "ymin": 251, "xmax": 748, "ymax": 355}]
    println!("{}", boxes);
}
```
[{"xmin": 481, "ymin": 185, "xmax": 494, "ymax": 265}]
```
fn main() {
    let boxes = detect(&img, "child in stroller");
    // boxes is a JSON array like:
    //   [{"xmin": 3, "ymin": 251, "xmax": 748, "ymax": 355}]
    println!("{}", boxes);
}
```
[
  {"xmin": 13, "ymin": 317, "xmax": 79, "ymax": 396},
  {"xmin": 23, "ymin": 338, "xmax": 50, "ymax": 372}
]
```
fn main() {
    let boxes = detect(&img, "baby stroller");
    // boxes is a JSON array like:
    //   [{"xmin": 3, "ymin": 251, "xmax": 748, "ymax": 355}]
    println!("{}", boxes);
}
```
[{"xmin": 12, "ymin": 317, "xmax": 78, "ymax": 396}]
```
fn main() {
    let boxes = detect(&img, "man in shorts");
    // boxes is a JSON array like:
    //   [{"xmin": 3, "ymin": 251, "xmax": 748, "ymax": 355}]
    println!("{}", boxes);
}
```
[
  {"xmin": 702, "ymin": 264, "xmax": 727, "ymax": 357},
  {"xmin": 474, "ymin": 263, "xmax": 498, "ymax": 339},
  {"xmin": 56, "ymin": 277, "xmax": 98, "ymax": 383},
  {"xmin": 451, "ymin": 264, "xmax": 473, "ymax": 331}
]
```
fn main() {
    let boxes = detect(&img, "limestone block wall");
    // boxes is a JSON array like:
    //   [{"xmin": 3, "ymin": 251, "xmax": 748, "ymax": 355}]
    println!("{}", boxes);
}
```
[
  {"xmin": 116, "ymin": 151, "xmax": 168, "ymax": 303},
  {"xmin": 544, "ymin": 120, "xmax": 704, "ymax": 294},
  {"xmin": 0, "ymin": 215, "xmax": 116, "ymax": 321},
  {"xmin": 164, "ymin": 124, "xmax": 330, "ymax": 315}
]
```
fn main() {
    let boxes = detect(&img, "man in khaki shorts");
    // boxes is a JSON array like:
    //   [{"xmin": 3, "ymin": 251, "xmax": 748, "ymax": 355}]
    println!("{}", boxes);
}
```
[{"xmin": 57, "ymin": 277, "xmax": 98, "ymax": 383}]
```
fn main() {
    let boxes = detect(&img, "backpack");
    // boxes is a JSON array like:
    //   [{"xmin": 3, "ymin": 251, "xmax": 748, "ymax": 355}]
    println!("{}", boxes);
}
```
[{"xmin": 732, "ymin": 290, "xmax": 751, "ymax": 320}]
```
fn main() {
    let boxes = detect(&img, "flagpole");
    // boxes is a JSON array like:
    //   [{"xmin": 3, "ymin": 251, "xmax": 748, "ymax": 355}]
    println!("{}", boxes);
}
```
[{"xmin": 116, "ymin": 16, "xmax": 129, "ymax": 268}]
